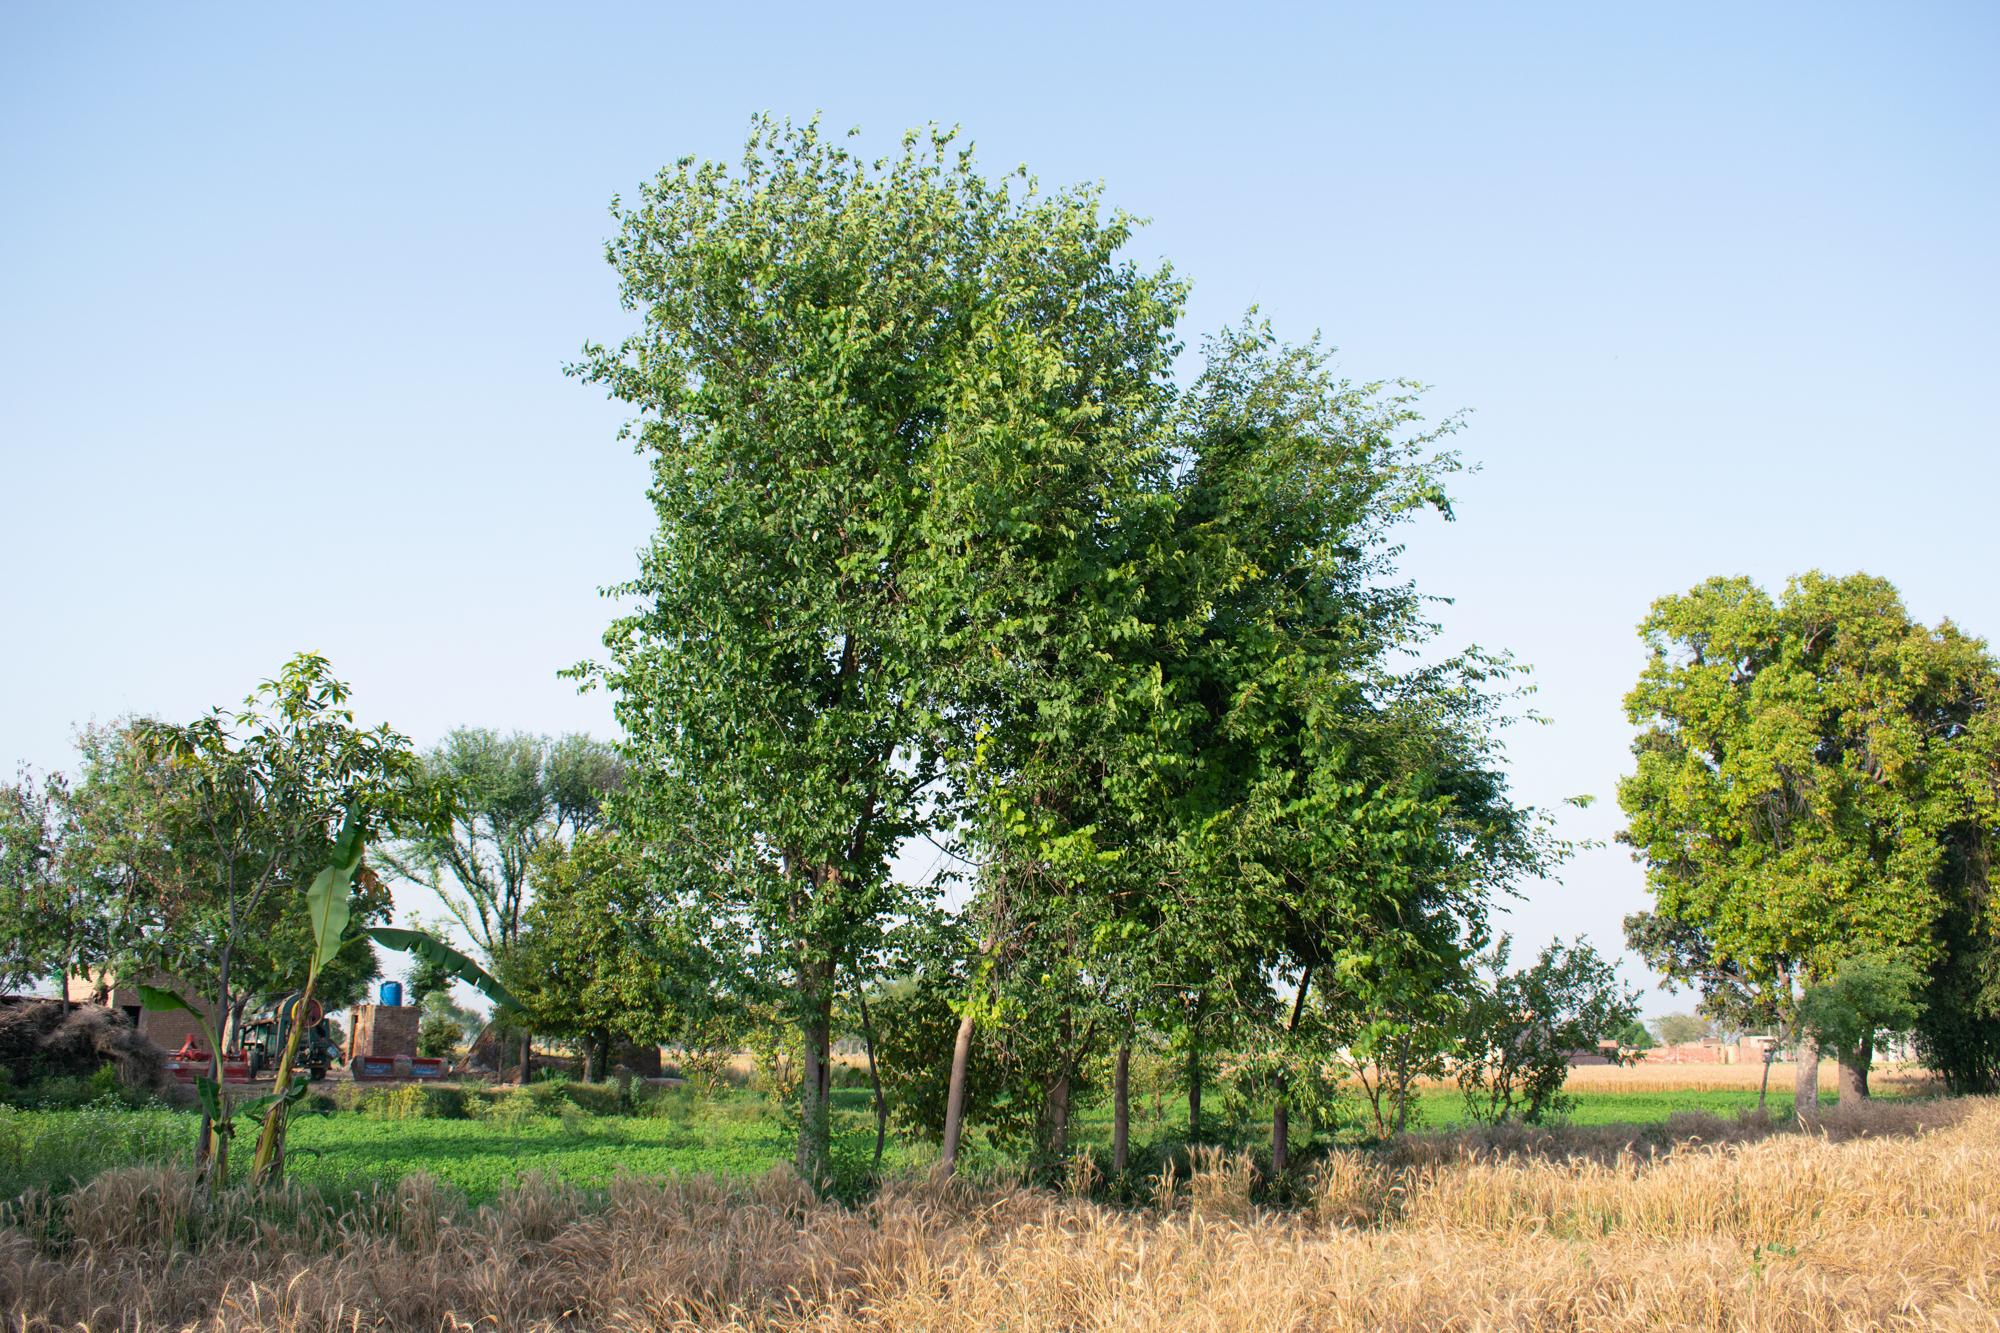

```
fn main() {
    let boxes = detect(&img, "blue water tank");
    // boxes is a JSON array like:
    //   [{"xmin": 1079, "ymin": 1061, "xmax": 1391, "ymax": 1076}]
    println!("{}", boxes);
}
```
[{"xmin": 380, "ymin": 981, "xmax": 403, "ymax": 1007}]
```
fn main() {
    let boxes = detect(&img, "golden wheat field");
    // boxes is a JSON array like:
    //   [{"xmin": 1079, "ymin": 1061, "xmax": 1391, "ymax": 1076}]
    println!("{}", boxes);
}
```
[{"xmin": 2, "ymin": 1096, "xmax": 1995, "ymax": 1332}]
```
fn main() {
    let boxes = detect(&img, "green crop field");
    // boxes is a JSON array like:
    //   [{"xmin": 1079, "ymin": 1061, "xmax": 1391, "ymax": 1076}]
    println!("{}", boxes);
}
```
[
  {"xmin": 0, "ymin": 1083, "xmax": 1865, "ymax": 1208},
  {"xmin": 282, "ymin": 1089, "xmax": 912, "ymax": 1202},
  {"xmin": 281, "ymin": 1088, "xmax": 1842, "ymax": 1202}
]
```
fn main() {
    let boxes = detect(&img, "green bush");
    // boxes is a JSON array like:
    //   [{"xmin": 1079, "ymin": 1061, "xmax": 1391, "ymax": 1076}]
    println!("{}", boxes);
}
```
[
  {"xmin": 556, "ymin": 1081, "xmax": 626, "ymax": 1118},
  {"xmin": 0, "ymin": 1064, "xmax": 154, "ymax": 1113},
  {"xmin": 418, "ymin": 1015, "xmax": 463, "ymax": 1060},
  {"xmin": 421, "ymin": 1086, "xmax": 472, "ymax": 1120},
  {"xmin": 634, "ymin": 1084, "xmax": 704, "ymax": 1125},
  {"xmin": 365, "ymin": 1086, "xmax": 429, "ymax": 1122}
]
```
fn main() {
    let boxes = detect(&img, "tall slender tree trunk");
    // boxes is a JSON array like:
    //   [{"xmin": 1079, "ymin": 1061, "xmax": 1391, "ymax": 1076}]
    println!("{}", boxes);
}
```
[
  {"xmin": 1112, "ymin": 1044, "xmax": 1130, "ymax": 1174},
  {"xmin": 1187, "ymin": 1039, "xmax": 1203, "ymax": 1142},
  {"xmin": 517, "ymin": 1031, "xmax": 532, "ymax": 1085},
  {"xmin": 222, "ymin": 994, "xmax": 251, "ymax": 1057},
  {"xmin": 795, "ymin": 957, "xmax": 835, "ymax": 1181},
  {"xmin": 1273, "ymin": 966, "xmax": 1312, "ymax": 1175},
  {"xmin": 940, "ymin": 1007, "xmax": 976, "ymax": 1174},
  {"xmin": 855, "ymin": 983, "xmax": 887, "ymax": 1172},
  {"xmin": 1793, "ymin": 1034, "xmax": 1820, "ymax": 1123}
]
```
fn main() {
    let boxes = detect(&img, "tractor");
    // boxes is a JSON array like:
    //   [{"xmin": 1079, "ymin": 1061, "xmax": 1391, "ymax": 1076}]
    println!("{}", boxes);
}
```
[{"xmin": 240, "ymin": 991, "xmax": 340, "ymax": 1081}]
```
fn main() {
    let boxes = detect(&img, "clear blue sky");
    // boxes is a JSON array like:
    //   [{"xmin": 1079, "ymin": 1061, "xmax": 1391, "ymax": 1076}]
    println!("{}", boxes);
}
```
[{"xmin": 4, "ymin": 2, "xmax": 1994, "ymax": 1017}]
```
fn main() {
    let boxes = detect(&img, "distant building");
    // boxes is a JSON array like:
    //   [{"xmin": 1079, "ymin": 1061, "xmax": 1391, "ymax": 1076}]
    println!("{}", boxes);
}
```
[
  {"xmin": 66, "ymin": 971, "xmax": 220, "ymax": 1054},
  {"xmin": 1644, "ymin": 1036, "xmax": 1779, "ymax": 1065}
]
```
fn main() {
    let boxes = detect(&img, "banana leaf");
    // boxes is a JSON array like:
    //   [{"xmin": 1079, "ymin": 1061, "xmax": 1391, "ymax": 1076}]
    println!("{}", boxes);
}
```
[
  {"xmin": 137, "ymin": 983, "xmax": 222, "ymax": 1057},
  {"xmin": 366, "ymin": 926, "xmax": 523, "ymax": 1014},
  {"xmin": 305, "ymin": 806, "xmax": 365, "ymax": 968}
]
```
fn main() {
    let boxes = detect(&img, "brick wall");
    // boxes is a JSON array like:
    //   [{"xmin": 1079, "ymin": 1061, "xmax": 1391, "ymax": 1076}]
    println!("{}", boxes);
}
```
[
  {"xmin": 68, "ymin": 971, "xmax": 219, "ymax": 1055},
  {"xmin": 349, "ymin": 1004, "xmax": 420, "ymax": 1059}
]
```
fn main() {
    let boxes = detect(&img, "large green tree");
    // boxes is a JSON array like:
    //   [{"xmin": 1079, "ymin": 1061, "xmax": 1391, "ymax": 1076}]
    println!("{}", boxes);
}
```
[
  {"xmin": 91, "ymin": 655, "xmax": 432, "ymax": 1177},
  {"xmin": 504, "ymin": 831, "xmax": 710, "ymax": 1080},
  {"xmin": 1617, "ymin": 572, "xmax": 2000, "ymax": 1107},
  {"xmin": 572, "ymin": 117, "xmax": 1182, "ymax": 1180},
  {"xmin": 385, "ymin": 729, "xmax": 623, "ymax": 959},
  {"xmin": 0, "ymin": 767, "xmax": 113, "ymax": 1005},
  {"xmin": 955, "ymin": 323, "xmax": 1567, "ymax": 1168}
]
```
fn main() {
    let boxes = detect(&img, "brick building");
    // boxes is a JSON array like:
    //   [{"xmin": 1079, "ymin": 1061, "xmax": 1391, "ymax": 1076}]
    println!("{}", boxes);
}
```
[
  {"xmin": 347, "ymin": 1003, "xmax": 419, "ymax": 1060},
  {"xmin": 66, "ymin": 971, "xmax": 219, "ymax": 1053}
]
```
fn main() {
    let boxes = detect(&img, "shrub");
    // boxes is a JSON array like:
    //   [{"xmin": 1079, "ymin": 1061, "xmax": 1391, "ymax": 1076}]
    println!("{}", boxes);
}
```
[
  {"xmin": 634, "ymin": 1084, "xmax": 703, "ymax": 1125},
  {"xmin": 481, "ymin": 1087, "xmax": 545, "ymax": 1132},
  {"xmin": 418, "ymin": 1015, "xmax": 463, "ymax": 1060},
  {"xmin": 1454, "ymin": 937, "xmax": 1640, "ymax": 1125},
  {"xmin": 556, "ymin": 1081, "xmax": 625, "ymax": 1118},
  {"xmin": 366, "ymin": 1086, "xmax": 429, "ymax": 1122}
]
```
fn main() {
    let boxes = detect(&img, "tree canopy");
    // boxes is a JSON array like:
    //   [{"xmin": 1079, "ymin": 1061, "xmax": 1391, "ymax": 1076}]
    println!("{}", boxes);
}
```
[
  {"xmin": 572, "ymin": 116, "xmax": 1185, "ymax": 1178},
  {"xmin": 1618, "ymin": 571, "xmax": 2000, "ymax": 1096}
]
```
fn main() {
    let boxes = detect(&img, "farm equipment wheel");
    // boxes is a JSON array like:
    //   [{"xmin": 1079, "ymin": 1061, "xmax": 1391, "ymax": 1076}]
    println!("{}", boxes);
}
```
[{"xmin": 309, "ymin": 1065, "xmax": 327, "ymax": 1082}]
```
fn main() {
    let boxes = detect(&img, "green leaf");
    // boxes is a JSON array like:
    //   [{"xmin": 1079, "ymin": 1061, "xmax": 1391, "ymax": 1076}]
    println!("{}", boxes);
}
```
[
  {"xmin": 136, "ymin": 983, "xmax": 195, "ymax": 1014},
  {"xmin": 240, "ymin": 1080, "xmax": 313, "ymax": 1127},
  {"xmin": 367, "ymin": 926, "xmax": 523, "ymax": 1014},
  {"xmin": 305, "ymin": 806, "xmax": 365, "ymax": 968},
  {"xmin": 194, "ymin": 1075, "xmax": 228, "ymax": 1126},
  {"xmin": 140, "ymin": 984, "xmax": 222, "ymax": 1057}
]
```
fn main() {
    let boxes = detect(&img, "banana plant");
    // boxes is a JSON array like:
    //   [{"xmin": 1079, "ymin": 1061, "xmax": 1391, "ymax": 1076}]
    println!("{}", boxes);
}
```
[
  {"xmin": 136, "ymin": 983, "xmax": 235, "ymax": 1195},
  {"xmin": 247, "ymin": 806, "xmax": 366, "ymax": 1185}
]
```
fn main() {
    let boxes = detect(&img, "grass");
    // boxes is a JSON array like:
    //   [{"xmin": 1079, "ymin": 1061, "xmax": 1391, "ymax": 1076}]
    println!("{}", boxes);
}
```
[
  {"xmin": 0, "ymin": 1098, "xmax": 191, "ymax": 1201},
  {"xmin": 0, "ymin": 1070, "xmax": 1911, "ymax": 1210},
  {"xmin": 0, "ymin": 1094, "xmax": 1988, "ymax": 1331},
  {"xmin": 283, "ymin": 1087, "xmax": 915, "ymax": 1203}
]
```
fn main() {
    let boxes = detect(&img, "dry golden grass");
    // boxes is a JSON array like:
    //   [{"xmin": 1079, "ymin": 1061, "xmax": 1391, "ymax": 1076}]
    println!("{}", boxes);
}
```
[{"xmin": 1, "ymin": 1097, "xmax": 1993, "ymax": 1331}]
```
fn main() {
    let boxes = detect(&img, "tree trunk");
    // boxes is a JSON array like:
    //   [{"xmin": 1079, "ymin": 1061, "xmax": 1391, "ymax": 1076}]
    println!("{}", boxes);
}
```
[
  {"xmin": 1112, "ymin": 1044, "xmax": 1130, "ymax": 1174},
  {"xmin": 1044, "ymin": 1074, "xmax": 1072, "ymax": 1159},
  {"xmin": 517, "ymin": 1031, "xmax": 532, "ymax": 1085},
  {"xmin": 1273, "ymin": 966, "xmax": 1311, "ymax": 1174},
  {"xmin": 1838, "ymin": 1034, "xmax": 1871, "ymax": 1105},
  {"xmin": 855, "ymin": 983, "xmax": 888, "ymax": 1172},
  {"xmin": 940, "ymin": 1007, "xmax": 977, "ymax": 1174},
  {"xmin": 222, "ymin": 994, "xmax": 251, "ymax": 1056},
  {"xmin": 582, "ymin": 1038, "xmax": 596, "ymax": 1084},
  {"xmin": 1793, "ymin": 1034, "xmax": 1820, "ymax": 1123},
  {"xmin": 1187, "ymin": 1039, "xmax": 1203, "ymax": 1142},
  {"xmin": 795, "ymin": 958, "xmax": 835, "ymax": 1181}
]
